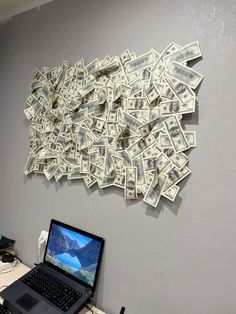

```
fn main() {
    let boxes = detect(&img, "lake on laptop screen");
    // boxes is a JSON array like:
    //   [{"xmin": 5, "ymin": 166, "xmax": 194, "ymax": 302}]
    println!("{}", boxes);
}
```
[{"xmin": 45, "ymin": 222, "xmax": 102, "ymax": 288}]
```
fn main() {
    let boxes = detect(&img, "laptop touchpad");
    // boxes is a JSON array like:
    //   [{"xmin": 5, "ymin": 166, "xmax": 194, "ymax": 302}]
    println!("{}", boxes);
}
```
[{"xmin": 16, "ymin": 293, "xmax": 39, "ymax": 311}]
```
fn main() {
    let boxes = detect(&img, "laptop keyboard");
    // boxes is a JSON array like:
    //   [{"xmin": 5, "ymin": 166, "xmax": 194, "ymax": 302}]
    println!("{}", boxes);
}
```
[
  {"xmin": 22, "ymin": 268, "xmax": 82, "ymax": 312},
  {"xmin": 0, "ymin": 304, "xmax": 11, "ymax": 314}
]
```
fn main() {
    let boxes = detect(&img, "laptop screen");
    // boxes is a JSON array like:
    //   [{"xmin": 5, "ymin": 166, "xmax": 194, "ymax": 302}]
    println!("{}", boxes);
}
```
[{"xmin": 44, "ymin": 220, "xmax": 104, "ymax": 291}]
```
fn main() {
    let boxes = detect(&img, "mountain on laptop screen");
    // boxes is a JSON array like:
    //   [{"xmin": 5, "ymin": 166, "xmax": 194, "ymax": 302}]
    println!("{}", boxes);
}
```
[{"xmin": 45, "ymin": 223, "xmax": 102, "ymax": 287}]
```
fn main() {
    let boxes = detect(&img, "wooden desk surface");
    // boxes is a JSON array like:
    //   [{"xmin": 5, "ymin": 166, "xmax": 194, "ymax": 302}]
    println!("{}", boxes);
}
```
[{"xmin": 0, "ymin": 262, "xmax": 105, "ymax": 314}]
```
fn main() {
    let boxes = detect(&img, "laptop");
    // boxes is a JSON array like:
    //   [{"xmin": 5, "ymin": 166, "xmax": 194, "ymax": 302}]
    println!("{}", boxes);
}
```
[{"xmin": 0, "ymin": 219, "xmax": 104, "ymax": 314}]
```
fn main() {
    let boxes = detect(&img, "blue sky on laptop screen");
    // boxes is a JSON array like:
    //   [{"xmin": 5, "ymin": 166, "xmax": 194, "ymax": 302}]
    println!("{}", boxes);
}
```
[{"xmin": 45, "ymin": 223, "xmax": 101, "ymax": 287}]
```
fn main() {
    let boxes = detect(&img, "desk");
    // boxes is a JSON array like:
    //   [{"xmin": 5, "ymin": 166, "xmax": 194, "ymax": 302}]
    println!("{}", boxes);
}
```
[{"xmin": 0, "ymin": 263, "xmax": 106, "ymax": 314}]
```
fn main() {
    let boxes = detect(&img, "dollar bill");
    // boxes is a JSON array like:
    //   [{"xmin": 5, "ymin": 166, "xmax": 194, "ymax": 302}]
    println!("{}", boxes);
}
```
[
  {"xmin": 90, "ymin": 163, "xmax": 104, "ymax": 181},
  {"xmin": 165, "ymin": 76, "xmax": 194, "ymax": 104},
  {"xmin": 121, "ymin": 111, "xmax": 142, "ymax": 134},
  {"xmin": 68, "ymin": 167, "xmax": 87, "ymax": 180},
  {"xmin": 151, "ymin": 55, "xmax": 166, "ymax": 78},
  {"xmin": 162, "ymin": 42, "xmax": 182, "ymax": 57},
  {"xmin": 162, "ymin": 184, "xmax": 180, "ymax": 201},
  {"xmin": 125, "ymin": 50, "xmax": 155, "ymax": 74},
  {"xmin": 104, "ymin": 147, "xmax": 115, "ymax": 175},
  {"xmin": 54, "ymin": 166, "xmax": 64, "ymax": 182},
  {"xmin": 143, "ymin": 173, "xmax": 167, "ymax": 207},
  {"xmin": 143, "ymin": 157, "xmax": 156, "ymax": 172},
  {"xmin": 129, "ymin": 79, "xmax": 143, "ymax": 96},
  {"xmin": 38, "ymin": 148, "xmax": 58, "ymax": 159},
  {"xmin": 163, "ymin": 165, "xmax": 191, "ymax": 192},
  {"xmin": 85, "ymin": 58, "xmax": 99, "ymax": 76},
  {"xmin": 80, "ymin": 153, "xmax": 90, "ymax": 173},
  {"xmin": 67, "ymin": 108, "xmax": 88, "ymax": 124},
  {"xmin": 166, "ymin": 61, "xmax": 203, "ymax": 89},
  {"xmin": 114, "ymin": 172, "xmax": 126, "ymax": 189},
  {"xmin": 164, "ymin": 115, "xmax": 189, "ymax": 153},
  {"xmin": 184, "ymin": 131, "xmax": 197, "ymax": 147},
  {"xmin": 164, "ymin": 41, "xmax": 201, "ymax": 68},
  {"xmin": 160, "ymin": 97, "xmax": 195, "ymax": 116},
  {"xmin": 138, "ymin": 117, "xmax": 159, "ymax": 138},
  {"xmin": 127, "ymin": 136, "xmax": 154, "ymax": 159},
  {"xmin": 124, "ymin": 167, "xmax": 138, "ymax": 199},
  {"xmin": 83, "ymin": 175, "xmax": 97, "ymax": 188},
  {"xmin": 44, "ymin": 161, "xmax": 60, "ymax": 180},
  {"xmin": 132, "ymin": 155, "xmax": 146, "ymax": 185},
  {"xmin": 124, "ymin": 97, "xmax": 147, "ymax": 110},
  {"xmin": 24, "ymin": 155, "xmax": 36, "ymax": 175}
]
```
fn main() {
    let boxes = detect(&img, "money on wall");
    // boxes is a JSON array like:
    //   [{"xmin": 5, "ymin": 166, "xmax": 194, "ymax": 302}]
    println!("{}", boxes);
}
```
[{"xmin": 24, "ymin": 42, "xmax": 203, "ymax": 208}]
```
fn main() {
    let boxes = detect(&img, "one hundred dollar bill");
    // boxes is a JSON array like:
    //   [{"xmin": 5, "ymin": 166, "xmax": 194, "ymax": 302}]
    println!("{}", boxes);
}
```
[
  {"xmin": 125, "ymin": 50, "xmax": 155, "ymax": 75},
  {"xmin": 165, "ymin": 76, "xmax": 194, "ymax": 104},
  {"xmin": 143, "ymin": 173, "xmax": 167, "ymax": 207},
  {"xmin": 163, "ymin": 148, "xmax": 188, "ymax": 170},
  {"xmin": 164, "ymin": 115, "xmax": 189, "ymax": 153},
  {"xmin": 127, "ymin": 136, "xmax": 154, "ymax": 159},
  {"xmin": 162, "ymin": 184, "xmax": 180, "ymax": 201},
  {"xmin": 164, "ymin": 41, "xmax": 201, "ymax": 68},
  {"xmin": 160, "ymin": 97, "xmax": 195, "ymax": 116},
  {"xmin": 166, "ymin": 61, "xmax": 203, "ymax": 89},
  {"xmin": 163, "ymin": 165, "xmax": 191, "ymax": 192},
  {"xmin": 184, "ymin": 131, "xmax": 197, "ymax": 147},
  {"xmin": 124, "ymin": 167, "xmax": 138, "ymax": 199}
]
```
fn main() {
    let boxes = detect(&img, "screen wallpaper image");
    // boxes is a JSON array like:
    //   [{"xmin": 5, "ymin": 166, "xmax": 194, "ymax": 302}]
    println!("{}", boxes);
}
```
[{"xmin": 45, "ymin": 223, "xmax": 101, "ymax": 287}]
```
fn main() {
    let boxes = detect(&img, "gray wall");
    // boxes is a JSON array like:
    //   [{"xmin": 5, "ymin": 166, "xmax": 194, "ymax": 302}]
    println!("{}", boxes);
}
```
[{"xmin": 0, "ymin": 0, "xmax": 236, "ymax": 313}]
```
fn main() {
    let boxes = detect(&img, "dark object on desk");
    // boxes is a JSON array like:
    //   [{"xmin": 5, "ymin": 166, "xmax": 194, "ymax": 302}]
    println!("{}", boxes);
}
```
[
  {"xmin": 2, "ymin": 255, "xmax": 15, "ymax": 263},
  {"xmin": 0, "ymin": 252, "xmax": 22, "ymax": 264},
  {"xmin": 119, "ymin": 306, "xmax": 126, "ymax": 314},
  {"xmin": 0, "ymin": 303, "xmax": 12, "ymax": 314},
  {"xmin": 0, "ymin": 236, "xmax": 15, "ymax": 250},
  {"xmin": 0, "ymin": 219, "xmax": 105, "ymax": 314}
]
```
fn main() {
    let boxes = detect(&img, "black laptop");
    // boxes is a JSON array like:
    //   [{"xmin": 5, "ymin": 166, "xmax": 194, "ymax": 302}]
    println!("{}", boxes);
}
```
[{"xmin": 0, "ymin": 219, "xmax": 104, "ymax": 314}]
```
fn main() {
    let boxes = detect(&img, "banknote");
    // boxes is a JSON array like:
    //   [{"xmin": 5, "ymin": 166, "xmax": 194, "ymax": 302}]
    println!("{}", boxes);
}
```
[
  {"xmin": 143, "ymin": 157, "xmax": 156, "ymax": 172},
  {"xmin": 163, "ymin": 184, "xmax": 180, "ymax": 201},
  {"xmin": 151, "ymin": 55, "xmax": 166, "ymax": 78},
  {"xmin": 184, "ymin": 131, "xmax": 197, "ymax": 147},
  {"xmin": 166, "ymin": 61, "xmax": 203, "ymax": 89},
  {"xmin": 146, "ymin": 83, "xmax": 159, "ymax": 104},
  {"xmin": 83, "ymin": 175, "xmax": 97, "ymax": 188},
  {"xmin": 163, "ymin": 165, "xmax": 191, "ymax": 192},
  {"xmin": 163, "ymin": 148, "xmax": 188, "ymax": 170},
  {"xmin": 164, "ymin": 115, "xmax": 189, "ymax": 153},
  {"xmin": 85, "ymin": 58, "xmax": 99, "ymax": 76},
  {"xmin": 90, "ymin": 163, "xmax": 104, "ymax": 181},
  {"xmin": 44, "ymin": 161, "xmax": 60, "ymax": 180},
  {"xmin": 80, "ymin": 153, "xmax": 90, "ymax": 173},
  {"xmin": 160, "ymin": 97, "xmax": 195, "ymax": 116},
  {"xmin": 114, "ymin": 172, "xmax": 126, "ymax": 189},
  {"xmin": 164, "ymin": 41, "xmax": 201, "ymax": 68},
  {"xmin": 143, "ymin": 173, "xmax": 167, "ymax": 207},
  {"xmin": 24, "ymin": 155, "xmax": 36, "ymax": 175},
  {"xmin": 68, "ymin": 168, "xmax": 87, "ymax": 180},
  {"xmin": 104, "ymin": 147, "xmax": 115, "ymax": 175},
  {"xmin": 132, "ymin": 155, "xmax": 146, "ymax": 185},
  {"xmin": 129, "ymin": 79, "xmax": 143, "ymax": 96},
  {"xmin": 125, "ymin": 50, "xmax": 155, "ymax": 74},
  {"xmin": 124, "ymin": 167, "xmax": 138, "ymax": 199},
  {"xmin": 165, "ymin": 76, "xmax": 194, "ymax": 104},
  {"xmin": 138, "ymin": 117, "xmax": 159, "ymax": 138},
  {"xmin": 127, "ymin": 136, "xmax": 154, "ymax": 159},
  {"xmin": 67, "ymin": 108, "xmax": 88, "ymax": 124},
  {"xmin": 124, "ymin": 97, "xmax": 147, "ymax": 110},
  {"xmin": 38, "ymin": 148, "xmax": 58, "ymax": 159}
]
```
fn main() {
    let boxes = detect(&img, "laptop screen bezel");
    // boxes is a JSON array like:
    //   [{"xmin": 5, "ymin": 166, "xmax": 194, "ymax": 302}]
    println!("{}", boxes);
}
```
[{"xmin": 43, "ymin": 219, "xmax": 104, "ymax": 292}]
